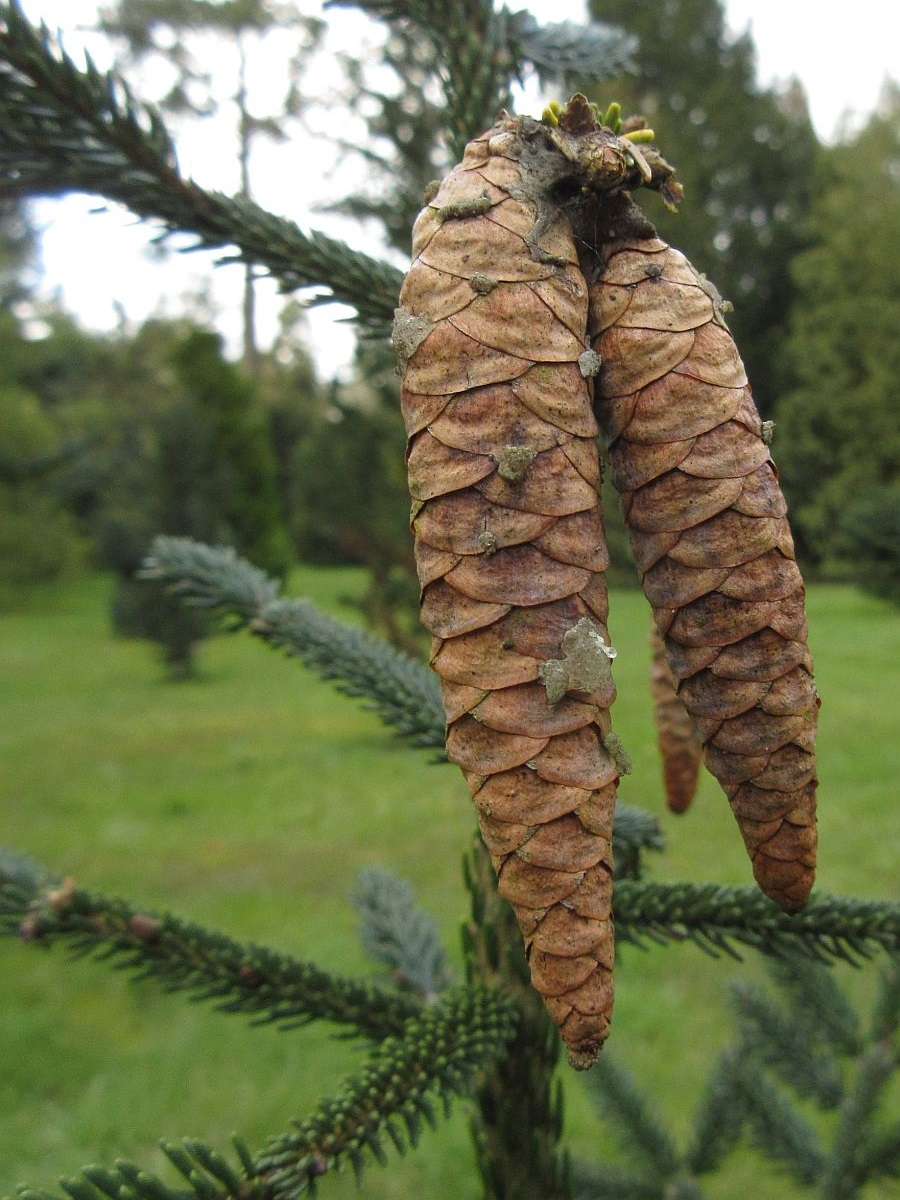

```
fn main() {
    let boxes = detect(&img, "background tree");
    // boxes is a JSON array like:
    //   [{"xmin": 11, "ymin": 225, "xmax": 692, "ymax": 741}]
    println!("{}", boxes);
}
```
[
  {"xmin": 0, "ymin": 297, "xmax": 301, "ymax": 668},
  {"xmin": 288, "ymin": 346, "xmax": 422, "ymax": 654},
  {"xmin": 97, "ymin": 0, "xmax": 323, "ymax": 373},
  {"xmin": 99, "ymin": 325, "xmax": 295, "ymax": 675},
  {"xmin": 0, "ymin": 194, "xmax": 33, "ymax": 307},
  {"xmin": 0, "ymin": 379, "xmax": 83, "ymax": 606},
  {"xmin": 833, "ymin": 483, "xmax": 900, "ymax": 604},
  {"xmin": 773, "ymin": 87, "xmax": 900, "ymax": 585},
  {"xmin": 585, "ymin": 0, "xmax": 819, "ymax": 414},
  {"xmin": 0, "ymin": 202, "xmax": 85, "ymax": 601}
]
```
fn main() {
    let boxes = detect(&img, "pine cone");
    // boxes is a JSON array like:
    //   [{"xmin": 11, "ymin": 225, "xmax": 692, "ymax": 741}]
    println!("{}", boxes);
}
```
[
  {"xmin": 649, "ymin": 623, "xmax": 702, "ymax": 813},
  {"xmin": 395, "ymin": 117, "xmax": 624, "ymax": 1065},
  {"xmin": 589, "ymin": 235, "xmax": 818, "ymax": 912}
]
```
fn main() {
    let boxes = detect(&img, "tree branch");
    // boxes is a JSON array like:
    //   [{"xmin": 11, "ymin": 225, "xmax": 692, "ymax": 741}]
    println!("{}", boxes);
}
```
[
  {"xmin": 141, "ymin": 536, "xmax": 667, "ymax": 873},
  {"xmin": 0, "ymin": 849, "xmax": 421, "ymax": 1041},
  {"xmin": 613, "ymin": 881, "xmax": 900, "ymax": 964},
  {"xmin": 8, "ymin": 985, "xmax": 517, "ymax": 1200},
  {"xmin": 0, "ymin": 0, "xmax": 402, "ymax": 334},
  {"xmin": 257, "ymin": 985, "xmax": 517, "ymax": 1196},
  {"xmin": 328, "ymin": 1, "xmax": 635, "ymax": 158},
  {"xmin": 141, "ymin": 535, "xmax": 447, "ymax": 747}
]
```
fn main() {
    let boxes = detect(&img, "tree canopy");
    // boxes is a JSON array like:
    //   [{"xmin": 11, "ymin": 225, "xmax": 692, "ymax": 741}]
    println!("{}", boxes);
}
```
[
  {"xmin": 586, "ymin": 0, "xmax": 819, "ymax": 411},
  {"xmin": 774, "ymin": 86, "xmax": 900, "ymax": 576}
]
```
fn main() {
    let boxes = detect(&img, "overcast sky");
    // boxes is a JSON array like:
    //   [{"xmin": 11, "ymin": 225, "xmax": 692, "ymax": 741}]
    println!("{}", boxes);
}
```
[{"xmin": 17, "ymin": 0, "xmax": 900, "ymax": 376}]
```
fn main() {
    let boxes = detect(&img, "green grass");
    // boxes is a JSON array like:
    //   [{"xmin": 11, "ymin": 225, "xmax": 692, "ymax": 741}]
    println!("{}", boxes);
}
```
[{"xmin": 0, "ymin": 572, "xmax": 897, "ymax": 1197}]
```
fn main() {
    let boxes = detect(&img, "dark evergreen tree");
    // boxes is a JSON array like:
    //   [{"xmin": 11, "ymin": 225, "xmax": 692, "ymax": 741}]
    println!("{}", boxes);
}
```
[
  {"xmin": 168, "ymin": 329, "xmax": 293, "ymax": 580},
  {"xmin": 103, "ymin": 327, "xmax": 294, "ymax": 675},
  {"xmin": 585, "ymin": 0, "xmax": 819, "ymax": 414},
  {"xmin": 0, "ymin": 379, "xmax": 83, "ymax": 602},
  {"xmin": 288, "ymin": 350, "xmax": 421, "ymax": 654},
  {"xmin": 773, "ymin": 88, "xmax": 900, "ymax": 572},
  {"xmin": 834, "ymin": 483, "xmax": 900, "ymax": 604}
]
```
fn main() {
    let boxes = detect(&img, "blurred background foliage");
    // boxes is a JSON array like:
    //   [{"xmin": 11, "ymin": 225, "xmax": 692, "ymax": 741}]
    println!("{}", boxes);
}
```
[{"xmin": 1, "ymin": 0, "xmax": 897, "ymax": 660}]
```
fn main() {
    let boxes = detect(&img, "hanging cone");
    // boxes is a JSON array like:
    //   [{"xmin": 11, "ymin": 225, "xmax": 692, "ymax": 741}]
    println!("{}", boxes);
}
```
[
  {"xmin": 649, "ymin": 623, "xmax": 703, "ymax": 814},
  {"xmin": 395, "ymin": 114, "xmax": 625, "ymax": 1066},
  {"xmin": 588, "ymin": 234, "xmax": 818, "ymax": 912}
]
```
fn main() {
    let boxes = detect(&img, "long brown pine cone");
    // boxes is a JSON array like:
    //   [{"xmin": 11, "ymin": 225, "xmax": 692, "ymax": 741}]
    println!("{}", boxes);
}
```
[
  {"xmin": 394, "ymin": 116, "xmax": 626, "ymax": 1066},
  {"xmin": 588, "ymin": 234, "xmax": 818, "ymax": 911},
  {"xmin": 649, "ymin": 623, "xmax": 703, "ymax": 813}
]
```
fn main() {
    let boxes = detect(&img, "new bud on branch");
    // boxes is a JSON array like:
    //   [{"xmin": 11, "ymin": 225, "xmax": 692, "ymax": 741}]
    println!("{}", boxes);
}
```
[{"xmin": 394, "ymin": 95, "xmax": 817, "ymax": 1063}]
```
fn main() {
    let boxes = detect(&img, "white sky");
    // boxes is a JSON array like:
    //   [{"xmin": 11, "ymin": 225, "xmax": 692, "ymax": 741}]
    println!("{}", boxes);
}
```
[{"xmin": 16, "ymin": 0, "xmax": 900, "ymax": 377}]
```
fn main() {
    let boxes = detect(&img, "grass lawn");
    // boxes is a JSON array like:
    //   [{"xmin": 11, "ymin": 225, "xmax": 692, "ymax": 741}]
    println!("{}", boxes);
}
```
[{"xmin": 0, "ymin": 570, "xmax": 897, "ymax": 1197}]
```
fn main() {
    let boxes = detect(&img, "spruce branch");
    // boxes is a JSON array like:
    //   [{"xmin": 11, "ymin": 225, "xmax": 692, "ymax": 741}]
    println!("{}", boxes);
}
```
[
  {"xmin": 820, "ymin": 1044, "xmax": 897, "ymax": 1199},
  {"xmin": 729, "ymin": 977, "xmax": 844, "ymax": 1107},
  {"xmin": 141, "ymin": 536, "xmax": 446, "ymax": 749},
  {"xmin": 140, "ymin": 536, "xmax": 665, "ymax": 871},
  {"xmin": 329, "ymin": 0, "xmax": 512, "ymax": 157},
  {"xmin": 0, "ymin": 0, "xmax": 402, "ymax": 334},
  {"xmin": 329, "ymin": 1, "xmax": 634, "ymax": 159},
  {"xmin": 732, "ymin": 1059, "xmax": 826, "ymax": 1185},
  {"xmin": 0, "ymin": 849, "xmax": 421, "ymax": 1041},
  {"xmin": 255, "ymin": 985, "xmax": 518, "ymax": 1197},
  {"xmin": 611, "ymin": 803, "xmax": 665, "ymax": 880},
  {"xmin": 10, "ymin": 981, "xmax": 516, "ymax": 1200},
  {"xmin": 870, "ymin": 955, "xmax": 900, "ymax": 1043},
  {"xmin": 568, "ymin": 1161, "xmax": 665, "ymax": 1200},
  {"xmin": 352, "ymin": 866, "xmax": 453, "ymax": 999},
  {"xmin": 683, "ymin": 1048, "xmax": 745, "ymax": 1176},
  {"xmin": 582, "ymin": 1055, "xmax": 681, "ymax": 1183},
  {"xmin": 507, "ymin": 11, "xmax": 636, "ymax": 82},
  {"xmin": 612, "ymin": 881, "xmax": 900, "ymax": 964},
  {"xmin": 820, "ymin": 959, "xmax": 900, "ymax": 1195},
  {"xmin": 10, "ymin": 1138, "xmax": 258, "ymax": 1200},
  {"xmin": 3, "ymin": 853, "xmax": 518, "ymax": 1198},
  {"xmin": 766, "ymin": 955, "xmax": 862, "ymax": 1055},
  {"xmin": 852, "ymin": 1123, "xmax": 900, "ymax": 1188}
]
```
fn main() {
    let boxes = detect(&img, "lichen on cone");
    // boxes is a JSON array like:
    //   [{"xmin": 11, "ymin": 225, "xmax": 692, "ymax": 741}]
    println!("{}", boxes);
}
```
[{"xmin": 394, "ymin": 110, "xmax": 627, "ymax": 1066}]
